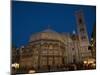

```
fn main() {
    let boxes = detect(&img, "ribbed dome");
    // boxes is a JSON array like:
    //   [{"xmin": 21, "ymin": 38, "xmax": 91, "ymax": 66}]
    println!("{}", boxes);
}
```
[{"xmin": 29, "ymin": 29, "xmax": 64, "ymax": 42}]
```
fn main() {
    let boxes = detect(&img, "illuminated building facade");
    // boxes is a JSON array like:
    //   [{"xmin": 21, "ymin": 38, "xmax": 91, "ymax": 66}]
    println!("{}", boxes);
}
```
[{"xmin": 12, "ymin": 11, "xmax": 93, "ymax": 73}]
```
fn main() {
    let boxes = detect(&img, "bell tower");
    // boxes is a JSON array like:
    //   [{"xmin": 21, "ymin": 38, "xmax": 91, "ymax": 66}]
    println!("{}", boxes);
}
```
[{"xmin": 75, "ymin": 10, "xmax": 91, "ymax": 61}]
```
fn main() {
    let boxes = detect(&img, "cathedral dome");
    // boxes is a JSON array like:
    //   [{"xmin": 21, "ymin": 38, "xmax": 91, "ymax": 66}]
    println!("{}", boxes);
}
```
[{"xmin": 29, "ymin": 28, "xmax": 64, "ymax": 42}]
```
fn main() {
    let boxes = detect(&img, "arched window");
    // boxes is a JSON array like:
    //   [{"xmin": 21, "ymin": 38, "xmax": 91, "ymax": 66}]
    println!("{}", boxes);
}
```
[
  {"xmin": 54, "ymin": 44, "xmax": 58, "ymax": 49},
  {"xmin": 49, "ymin": 43, "xmax": 53, "ymax": 49},
  {"xmin": 41, "ymin": 43, "xmax": 48, "ymax": 49}
]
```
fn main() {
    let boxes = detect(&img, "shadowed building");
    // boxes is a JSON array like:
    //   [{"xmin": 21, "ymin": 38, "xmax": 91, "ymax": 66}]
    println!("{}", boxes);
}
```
[{"xmin": 90, "ymin": 23, "xmax": 96, "ymax": 59}]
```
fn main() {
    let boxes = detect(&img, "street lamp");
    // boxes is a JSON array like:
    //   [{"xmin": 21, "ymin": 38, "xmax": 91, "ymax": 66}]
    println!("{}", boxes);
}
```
[
  {"xmin": 91, "ymin": 38, "xmax": 93, "ymax": 41},
  {"xmin": 12, "ymin": 63, "xmax": 19, "ymax": 69},
  {"xmin": 83, "ymin": 61, "xmax": 87, "ymax": 64},
  {"xmin": 83, "ymin": 58, "xmax": 96, "ymax": 69},
  {"xmin": 12, "ymin": 63, "xmax": 19, "ymax": 74}
]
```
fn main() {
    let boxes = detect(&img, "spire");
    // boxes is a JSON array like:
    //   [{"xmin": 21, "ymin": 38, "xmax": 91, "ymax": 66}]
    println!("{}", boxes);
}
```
[{"xmin": 42, "ymin": 25, "xmax": 53, "ymax": 32}]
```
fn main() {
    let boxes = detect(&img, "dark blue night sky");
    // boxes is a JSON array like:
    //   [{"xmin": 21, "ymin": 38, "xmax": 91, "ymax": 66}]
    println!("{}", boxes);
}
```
[{"xmin": 12, "ymin": 1, "xmax": 96, "ymax": 47}]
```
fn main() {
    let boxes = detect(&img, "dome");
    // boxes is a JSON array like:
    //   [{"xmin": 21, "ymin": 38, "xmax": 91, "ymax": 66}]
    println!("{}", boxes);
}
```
[{"xmin": 29, "ymin": 29, "xmax": 64, "ymax": 42}]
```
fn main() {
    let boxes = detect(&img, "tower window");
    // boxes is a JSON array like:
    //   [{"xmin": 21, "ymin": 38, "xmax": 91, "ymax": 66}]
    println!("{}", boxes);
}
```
[
  {"xmin": 73, "ymin": 55, "xmax": 76, "ymax": 63},
  {"xmin": 79, "ymin": 18, "xmax": 83, "ymax": 24},
  {"xmin": 81, "ymin": 36, "xmax": 86, "ymax": 40},
  {"xmin": 80, "ymin": 28, "xmax": 85, "ymax": 32}
]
